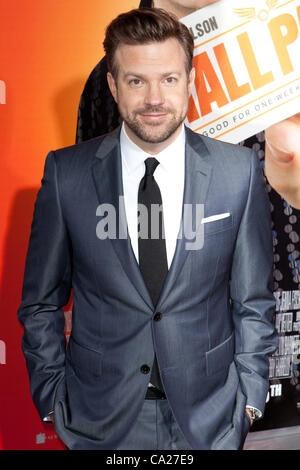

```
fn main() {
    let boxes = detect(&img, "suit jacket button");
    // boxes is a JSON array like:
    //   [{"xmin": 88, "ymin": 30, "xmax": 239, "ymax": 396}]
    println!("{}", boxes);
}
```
[
  {"xmin": 154, "ymin": 312, "xmax": 162, "ymax": 321},
  {"xmin": 140, "ymin": 364, "xmax": 150, "ymax": 374}
]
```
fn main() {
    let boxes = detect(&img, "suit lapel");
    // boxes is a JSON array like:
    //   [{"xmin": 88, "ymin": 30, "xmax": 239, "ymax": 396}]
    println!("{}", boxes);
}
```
[
  {"xmin": 156, "ymin": 127, "xmax": 213, "ymax": 310},
  {"xmin": 92, "ymin": 128, "xmax": 154, "ymax": 310},
  {"xmin": 91, "ymin": 126, "xmax": 212, "ymax": 312}
]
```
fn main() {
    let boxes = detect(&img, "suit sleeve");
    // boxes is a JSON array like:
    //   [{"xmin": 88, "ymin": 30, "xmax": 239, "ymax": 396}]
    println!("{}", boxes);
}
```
[
  {"xmin": 230, "ymin": 149, "xmax": 278, "ymax": 415},
  {"xmin": 18, "ymin": 151, "xmax": 72, "ymax": 420}
]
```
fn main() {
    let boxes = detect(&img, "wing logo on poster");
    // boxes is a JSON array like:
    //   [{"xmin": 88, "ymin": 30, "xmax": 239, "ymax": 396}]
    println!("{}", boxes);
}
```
[
  {"xmin": 234, "ymin": 0, "xmax": 280, "ymax": 23},
  {"xmin": 181, "ymin": 0, "xmax": 300, "ymax": 143}
]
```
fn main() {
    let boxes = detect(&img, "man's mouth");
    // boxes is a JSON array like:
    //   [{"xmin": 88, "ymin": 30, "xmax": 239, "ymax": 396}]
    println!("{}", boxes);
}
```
[{"xmin": 139, "ymin": 112, "xmax": 168, "ymax": 122}]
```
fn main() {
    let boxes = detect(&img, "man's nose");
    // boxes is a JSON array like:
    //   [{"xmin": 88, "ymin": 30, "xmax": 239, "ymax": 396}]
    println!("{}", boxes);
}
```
[{"xmin": 144, "ymin": 82, "xmax": 164, "ymax": 106}]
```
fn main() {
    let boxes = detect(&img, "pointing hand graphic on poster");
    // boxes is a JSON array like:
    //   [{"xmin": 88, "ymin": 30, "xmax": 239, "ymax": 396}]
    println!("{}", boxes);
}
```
[
  {"xmin": 181, "ymin": 0, "xmax": 300, "ymax": 209},
  {"xmin": 265, "ymin": 113, "xmax": 300, "ymax": 209},
  {"xmin": 181, "ymin": 0, "xmax": 300, "ymax": 143}
]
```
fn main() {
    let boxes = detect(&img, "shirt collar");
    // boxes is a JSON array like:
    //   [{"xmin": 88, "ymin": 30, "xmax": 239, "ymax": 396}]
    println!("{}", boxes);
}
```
[{"xmin": 120, "ymin": 122, "xmax": 185, "ymax": 176}]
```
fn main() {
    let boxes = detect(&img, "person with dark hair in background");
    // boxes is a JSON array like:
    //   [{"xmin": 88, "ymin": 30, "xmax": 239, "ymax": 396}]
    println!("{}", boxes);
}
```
[
  {"xmin": 76, "ymin": 0, "xmax": 300, "ymax": 210},
  {"xmin": 18, "ymin": 8, "xmax": 277, "ymax": 450}
]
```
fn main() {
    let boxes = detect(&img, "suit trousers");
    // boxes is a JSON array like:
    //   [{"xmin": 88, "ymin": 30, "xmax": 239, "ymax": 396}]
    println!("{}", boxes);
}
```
[{"xmin": 115, "ymin": 398, "xmax": 192, "ymax": 450}]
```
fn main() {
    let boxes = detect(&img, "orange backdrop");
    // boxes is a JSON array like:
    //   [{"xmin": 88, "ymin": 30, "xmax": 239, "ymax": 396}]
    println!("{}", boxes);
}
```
[{"xmin": 0, "ymin": 0, "xmax": 137, "ymax": 450}]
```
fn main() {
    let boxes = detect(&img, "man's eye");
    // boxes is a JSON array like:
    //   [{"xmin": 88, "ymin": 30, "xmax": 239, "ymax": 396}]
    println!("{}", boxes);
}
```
[
  {"xmin": 164, "ymin": 77, "xmax": 177, "ymax": 84},
  {"xmin": 129, "ymin": 79, "xmax": 142, "ymax": 86}
]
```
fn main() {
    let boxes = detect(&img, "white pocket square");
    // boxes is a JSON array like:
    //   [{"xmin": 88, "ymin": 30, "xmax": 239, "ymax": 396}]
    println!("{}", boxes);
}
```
[{"xmin": 201, "ymin": 213, "xmax": 230, "ymax": 224}]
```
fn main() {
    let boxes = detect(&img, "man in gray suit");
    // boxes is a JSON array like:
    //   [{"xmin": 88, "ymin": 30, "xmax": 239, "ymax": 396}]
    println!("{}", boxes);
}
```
[{"xmin": 18, "ymin": 8, "xmax": 278, "ymax": 450}]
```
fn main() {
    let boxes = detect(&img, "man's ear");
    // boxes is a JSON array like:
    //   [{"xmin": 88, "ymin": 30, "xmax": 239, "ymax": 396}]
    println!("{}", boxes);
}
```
[
  {"xmin": 107, "ymin": 72, "xmax": 118, "ymax": 103},
  {"xmin": 187, "ymin": 67, "xmax": 196, "ymax": 96}
]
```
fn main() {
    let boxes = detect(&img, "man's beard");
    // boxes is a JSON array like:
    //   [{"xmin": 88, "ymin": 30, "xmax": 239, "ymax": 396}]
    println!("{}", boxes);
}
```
[{"xmin": 120, "ymin": 105, "xmax": 187, "ymax": 144}]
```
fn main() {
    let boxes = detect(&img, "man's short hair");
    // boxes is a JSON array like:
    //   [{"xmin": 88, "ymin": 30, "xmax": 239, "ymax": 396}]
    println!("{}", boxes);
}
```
[{"xmin": 103, "ymin": 8, "xmax": 194, "ymax": 79}]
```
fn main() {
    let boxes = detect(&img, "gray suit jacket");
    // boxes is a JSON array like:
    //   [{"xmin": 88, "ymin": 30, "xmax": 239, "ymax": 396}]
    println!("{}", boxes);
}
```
[{"xmin": 18, "ymin": 126, "xmax": 278, "ymax": 450}]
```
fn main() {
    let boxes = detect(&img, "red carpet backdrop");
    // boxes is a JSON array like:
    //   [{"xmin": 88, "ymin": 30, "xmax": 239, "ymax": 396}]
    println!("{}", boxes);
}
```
[{"xmin": 0, "ymin": 0, "xmax": 138, "ymax": 450}]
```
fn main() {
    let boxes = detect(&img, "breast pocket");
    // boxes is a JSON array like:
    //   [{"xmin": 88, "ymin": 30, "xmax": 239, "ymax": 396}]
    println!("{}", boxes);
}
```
[{"xmin": 203, "ymin": 214, "xmax": 233, "ymax": 236}]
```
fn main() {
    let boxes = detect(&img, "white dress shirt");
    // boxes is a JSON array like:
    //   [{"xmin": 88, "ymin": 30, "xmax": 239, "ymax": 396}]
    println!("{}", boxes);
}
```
[{"xmin": 120, "ymin": 123, "xmax": 186, "ymax": 269}]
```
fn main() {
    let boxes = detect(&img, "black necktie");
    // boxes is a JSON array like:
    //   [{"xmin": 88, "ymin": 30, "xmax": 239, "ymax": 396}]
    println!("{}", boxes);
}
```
[{"xmin": 138, "ymin": 158, "xmax": 168, "ymax": 392}]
